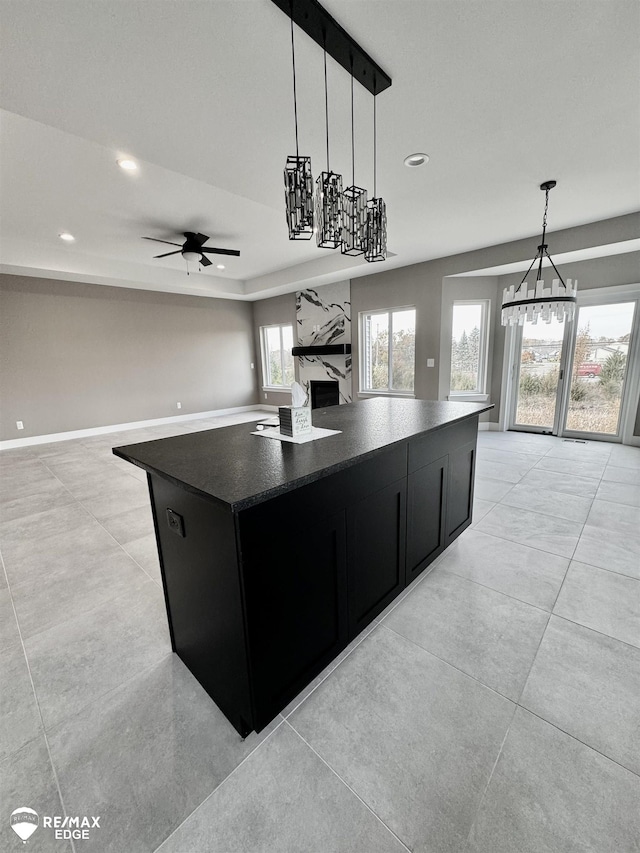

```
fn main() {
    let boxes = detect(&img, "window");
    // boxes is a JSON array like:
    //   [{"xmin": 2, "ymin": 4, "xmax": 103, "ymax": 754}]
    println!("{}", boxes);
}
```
[
  {"xmin": 360, "ymin": 307, "xmax": 416, "ymax": 394},
  {"xmin": 260, "ymin": 324, "xmax": 294, "ymax": 389},
  {"xmin": 450, "ymin": 301, "xmax": 490, "ymax": 394}
]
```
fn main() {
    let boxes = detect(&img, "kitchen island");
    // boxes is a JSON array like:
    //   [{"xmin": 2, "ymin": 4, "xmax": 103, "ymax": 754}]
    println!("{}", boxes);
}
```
[{"xmin": 114, "ymin": 397, "xmax": 492, "ymax": 736}]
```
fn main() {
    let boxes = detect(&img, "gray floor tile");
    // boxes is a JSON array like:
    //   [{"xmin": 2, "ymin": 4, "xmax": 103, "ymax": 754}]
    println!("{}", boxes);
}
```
[
  {"xmin": 501, "ymin": 483, "xmax": 592, "ymax": 523},
  {"xmin": 475, "ymin": 504, "xmax": 582, "ymax": 558},
  {"xmin": 435, "ymin": 529, "xmax": 569, "ymax": 610},
  {"xmin": 596, "ymin": 479, "xmax": 640, "ymax": 507},
  {"xmin": 290, "ymin": 627, "xmax": 515, "ymax": 853},
  {"xmin": 99, "ymin": 503, "xmax": 154, "ymax": 545},
  {"xmin": 573, "ymin": 523, "xmax": 640, "ymax": 579},
  {"xmin": 584, "ymin": 497, "xmax": 640, "ymax": 536},
  {"xmin": 123, "ymin": 533, "xmax": 161, "ymax": 581},
  {"xmin": 0, "ymin": 588, "xmax": 20, "ymax": 650},
  {"xmin": 520, "ymin": 616, "xmax": 640, "ymax": 775},
  {"xmin": 78, "ymin": 478, "xmax": 150, "ymax": 521},
  {"xmin": 471, "ymin": 498, "xmax": 495, "ymax": 525},
  {"xmin": 553, "ymin": 561, "xmax": 640, "ymax": 648},
  {"xmin": 534, "ymin": 454, "xmax": 607, "ymax": 479},
  {"xmin": 0, "ymin": 481, "xmax": 76, "ymax": 524},
  {"xmin": 477, "ymin": 448, "xmax": 543, "ymax": 468},
  {"xmin": 602, "ymin": 464, "xmax": 640, "ymax": 485},
  {"xmin": 0, "ymin": 737, "xmax": 72, "ymax": 852},
  {"xmin": 0, "ymin": 503, "xmax": 96, "ymax": 548},
  {"xmin": 520, "ymin": 466, "xmax": 600, "ymax": 497},
  {"xmin": 11, "ymin": 550, "xmax": 151, "ymax": 640},
  {"xmin": 608, "ymin": 444, "xmax": 640, "ymax": 469},
  {"xmin": 48, "ymin": 656, "xmax": 276, "ymax": 853},
  {"xmin": 384, "ymin": 572, "xmax": 548, "ymax": 700},
  {"xmin": 475, "ymin": 459, "xmax": 529, "ymax": 484},
  {"xmin": 0, "ymin": 643, "xmax": 42, "ymax": 762},
  {"xmin": 159, "ymin": 723, "xmax": 407, "ymax": 853},
  {"xmin": 25, "ymin": 580, "xmax": 171, "ymax": 729},
  {"xmin": 544, "ymin": 440, "xmax": 612, "ymax": 460},
  {"xmin": 1, "ymin": 517, "xmax": 123, "ymax": 587},
  {"xmin": 465, "ymin": 708, "xmax": 640, "ymax": 853},
  {"xmin": 473, "ymin": 478, "xmax": 514, "ymax": 502}
]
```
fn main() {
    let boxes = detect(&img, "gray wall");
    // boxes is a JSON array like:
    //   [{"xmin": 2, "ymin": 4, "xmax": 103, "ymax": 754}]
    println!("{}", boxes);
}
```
[
  {"xmin": 251, "ymin": 291, "xmax": 297, "ymax": 408},
  {"xmin": 0, "ymin": 275, "xmax": 258, "ymax": 440}
]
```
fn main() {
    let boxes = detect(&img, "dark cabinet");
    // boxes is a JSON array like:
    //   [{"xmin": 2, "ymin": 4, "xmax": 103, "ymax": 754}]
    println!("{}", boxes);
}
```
[
  {"xmin": 446, "ymin": 440, "xmax": 476, "ymax": 543},
  {"xmin": 239, "ymin": 496, "xmax": 348, "ymax": 732},
  {"xmin": 406, "ymin": 454, "xmax": 448, "ymax": 582},
  {"xmin": 347, "ymin": 479, "xmax": 407, "ymax": 635}
]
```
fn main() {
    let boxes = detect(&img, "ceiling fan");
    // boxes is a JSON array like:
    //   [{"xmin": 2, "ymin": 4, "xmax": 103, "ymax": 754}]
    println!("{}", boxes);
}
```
[{"xmin": 143, "ymin": 232, "xmax": 240, "ymax": 267}]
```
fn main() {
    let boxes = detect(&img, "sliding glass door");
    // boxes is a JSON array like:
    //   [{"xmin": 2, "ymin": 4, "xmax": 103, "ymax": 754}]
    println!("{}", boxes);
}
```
[
  {"xmin": 508, "ymin": 291, "xmax": 639, "ymax": 442},
  {"xmin": 563, "ymin": 301, "xmax": 636, "ymax": 438},
  {"xmin": 510, "ymin": 318, "xmax": 568, "ymax": 433}
]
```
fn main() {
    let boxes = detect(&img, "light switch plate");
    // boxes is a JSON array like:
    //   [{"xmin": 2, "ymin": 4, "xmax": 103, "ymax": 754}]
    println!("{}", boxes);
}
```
[{"xmin": 427, "ymin": 358, "xmax": 435, "ymax": 367}]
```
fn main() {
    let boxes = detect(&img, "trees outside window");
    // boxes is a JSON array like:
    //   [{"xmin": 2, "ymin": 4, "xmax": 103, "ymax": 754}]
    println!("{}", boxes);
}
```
[
  {"xmin": 260, "ymin": 324, "xmax": 294, "ymax": 389},
  {"xmin": 450, "ymin": 301, "xmax": 490, "ymax": 393},
  {"xmin": 360, "ymin": 308, "xmax": 416, "ymax": 394}
]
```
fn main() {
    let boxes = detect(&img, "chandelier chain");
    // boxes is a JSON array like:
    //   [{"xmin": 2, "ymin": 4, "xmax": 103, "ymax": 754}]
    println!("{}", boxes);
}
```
[{"xmin": 323, "ymin": 37, "xmax": 330, "ymax": 171}]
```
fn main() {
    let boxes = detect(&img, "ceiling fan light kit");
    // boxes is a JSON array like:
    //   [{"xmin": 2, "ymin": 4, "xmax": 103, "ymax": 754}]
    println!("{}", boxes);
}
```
[
  {"xmin": 274, "ymin": 0, "xmax": 391, "ymax": 261},
  {"xmin": 501, "ymin": 181, "xmax": 578, "ymax": 326}
]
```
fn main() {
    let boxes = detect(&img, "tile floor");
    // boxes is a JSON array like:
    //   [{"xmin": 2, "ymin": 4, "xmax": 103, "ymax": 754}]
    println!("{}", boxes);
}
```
[{"xmin": 1, "ymin": 417, "xmax": 639, "ymax": 853}]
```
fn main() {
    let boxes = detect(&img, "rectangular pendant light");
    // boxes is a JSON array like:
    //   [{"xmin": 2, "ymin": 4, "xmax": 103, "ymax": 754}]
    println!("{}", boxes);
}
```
[
  {"xmin": 341, "ymin": 185, "xmax": 368, "ymax": 255},
  {"xmin": 284, "ymin": 156, "xmax": 314, "ymax": 240},
  {"xmin": 365, "ymin": 197, "xmax": 387, "ymax": 262},
  {"xmin": 316, "ymin": 171, "xmax": 343, "ymax": 249}
]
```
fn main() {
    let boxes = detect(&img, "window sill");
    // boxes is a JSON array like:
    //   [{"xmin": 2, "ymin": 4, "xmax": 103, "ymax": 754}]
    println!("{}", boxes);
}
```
[
  {"xmin": 262, "ymin": 386, "xmax": 292, "ymax": 393},
  {"xmin": 358, "ymin": 391, "xmax": 416, "ymax": 399},
  {"xmin": 448, "ymin": 393, "xmax": 489, "ymax": 402}
]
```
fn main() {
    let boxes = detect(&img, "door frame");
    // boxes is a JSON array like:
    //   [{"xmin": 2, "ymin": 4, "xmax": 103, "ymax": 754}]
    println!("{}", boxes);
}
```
[{"xmin": 501, "ymin": 282, "xmax": 640, "ymax": 444}]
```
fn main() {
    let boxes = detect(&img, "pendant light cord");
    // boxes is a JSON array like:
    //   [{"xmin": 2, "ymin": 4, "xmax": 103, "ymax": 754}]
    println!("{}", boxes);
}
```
[
  {"xmin": 290, "ymin": 3, "xmax": 299, "ymax": 159},
  {"xmin": 351, "ymin": 63, "xmax": 355, "ymax": 187},
  {"xmin": 373, "ymin": 84, "xmax": 377, "ymax": 198},
  {"xmin": 323, "ymin": 36, "xmax": 330, "ymax": 171}
]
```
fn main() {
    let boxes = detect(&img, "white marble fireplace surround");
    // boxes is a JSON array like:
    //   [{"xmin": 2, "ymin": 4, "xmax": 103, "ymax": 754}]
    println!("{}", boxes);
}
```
[{"xmin": 295, "ymin": 281, "xmax": 352, "ymax": 405}]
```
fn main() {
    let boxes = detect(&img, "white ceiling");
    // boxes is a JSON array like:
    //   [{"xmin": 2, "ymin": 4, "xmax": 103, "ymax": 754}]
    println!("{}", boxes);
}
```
[{"xmin": 1, "ymin": 0, "xmax": 638, "ymax": 300}]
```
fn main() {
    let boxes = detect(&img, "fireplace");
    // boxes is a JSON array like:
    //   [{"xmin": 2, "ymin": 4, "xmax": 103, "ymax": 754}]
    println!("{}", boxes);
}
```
[{"xmin": 310, "ymin": 380, "xmax": 340, "ymax": 409}]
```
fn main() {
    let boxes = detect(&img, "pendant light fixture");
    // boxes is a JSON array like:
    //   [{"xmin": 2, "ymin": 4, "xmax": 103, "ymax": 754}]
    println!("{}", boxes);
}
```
[
  {"xmin": 501, "ymin": 181, "xmax": 577, "ymax": 326},
  {"xmin": 341, "ymin": 57, "xmax": 367, "ymax": 256},
  {"xmin": 365, "ymin": 84, "xmax": 387, "ymax": 263},
  {"xmin": 284, "ymin": 3, "xmax": 314, "ymax": 240},
  {"xmin": 315, "ymin": 36, "xmax": 343, "ymax": 249}
]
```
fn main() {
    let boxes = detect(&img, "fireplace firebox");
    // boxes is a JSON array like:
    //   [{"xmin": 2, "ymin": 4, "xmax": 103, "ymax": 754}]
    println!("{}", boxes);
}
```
[{"xmin": 309, "ymin": 380, "xmax": 340, "ymax": 409}]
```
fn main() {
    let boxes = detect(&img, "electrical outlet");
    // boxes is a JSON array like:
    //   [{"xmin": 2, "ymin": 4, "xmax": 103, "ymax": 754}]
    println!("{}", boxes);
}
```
[
  {"xmin": 264, "ymin": 393, "xmax": 268, "ymax": 399},
  {"xmin": 16, "ymin": 420, "xmax": 24, "ymax": 430},
  {"xmin": 250, "ymin": 362, "xmax": 254, "ymax": 369},
  {"xmin": 166, "ymin": 508, "xmax": 185, "ymax": 537},
  {"xmin": 427, "ymin": 358, "xmax": 435, "ymax": 368},
  {"xmin": 176, "ymin": 402, "xmax": 181, "ymax": 409}
]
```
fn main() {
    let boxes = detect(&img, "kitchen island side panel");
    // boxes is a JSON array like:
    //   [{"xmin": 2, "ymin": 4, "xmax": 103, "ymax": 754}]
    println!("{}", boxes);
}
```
[{"xmin": 149, "ymin": 474, "xmax": 254, "ymax": 736}]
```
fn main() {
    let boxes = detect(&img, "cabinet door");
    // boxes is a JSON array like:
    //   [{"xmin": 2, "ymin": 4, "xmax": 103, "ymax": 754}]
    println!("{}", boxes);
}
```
[
  {"xmin": 240, "ymin": 504, "xmax": 348, "ymax": 732},
  {"xmin": 445, "ymin": 439, "xmax": 476, "ymax": 544},
  {"xmin": 347, "ymin": 479, "xmax": 407, "ymax": 636},
  {"xmin": 406, "ymin": 454, "xmax": 448, "ymax": 583}
]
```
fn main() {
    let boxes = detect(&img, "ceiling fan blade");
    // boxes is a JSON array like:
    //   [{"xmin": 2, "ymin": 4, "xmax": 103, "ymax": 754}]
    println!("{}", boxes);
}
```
[
  {"xmin": 200, "ymin": 247, "xmax": 241, "ymax": 257},
  {"xmin": 154, "ymin": 250, "xmax": 182, "ymax": 258},
  {"xmin": 143, "ymin": 237, "xmax": 182, "ymax": 247},
  {"xmin": 194, "ymin": 233, "xmax": 209, "ymax": 245},
  {"xmin": 199, "ymin": 255, "xmax": 212, "ymax": 267}
]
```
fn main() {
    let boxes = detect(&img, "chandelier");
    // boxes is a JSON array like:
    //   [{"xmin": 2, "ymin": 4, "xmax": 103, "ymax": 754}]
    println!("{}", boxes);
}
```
[
  {"xmin": 274, "ymin": 0, "xmax": 391, "ymax": 258},
  {"xmin": 501, "ymin": 181, "xmax": 577, "ymax": 326}
]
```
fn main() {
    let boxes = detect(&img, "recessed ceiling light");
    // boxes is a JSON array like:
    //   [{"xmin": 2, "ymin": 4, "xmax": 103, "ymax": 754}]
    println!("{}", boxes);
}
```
[
  {"xmin": 216, "ymin": 264, "xmax": 225, "ymax": 270},
  {"xmin": 404, "ymin": 153, "xmax": 429, "ymax": 167},
  {"xmin": 117, "ymin": 158, "xmax": 138, "ymax": 172},
  {"xmin": 59, "ymin": 232, "xmax": 75, "ymax": 241}
]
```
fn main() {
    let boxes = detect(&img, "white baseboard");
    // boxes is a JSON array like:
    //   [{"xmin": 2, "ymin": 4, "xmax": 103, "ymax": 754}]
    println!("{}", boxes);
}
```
[
  {"xmin": 0, "ymin": 405, "xmax": 272, "ymax": 450},
  {"xmin": 478, "ymin": 422, "xmax": 502, "ymax": 432}
]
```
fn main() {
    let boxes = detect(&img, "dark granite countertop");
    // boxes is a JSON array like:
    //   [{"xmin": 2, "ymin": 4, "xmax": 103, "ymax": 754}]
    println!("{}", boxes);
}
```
[{"xmin": 113, "ymin": 398, "xmax": 492, "ymax": 511}]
